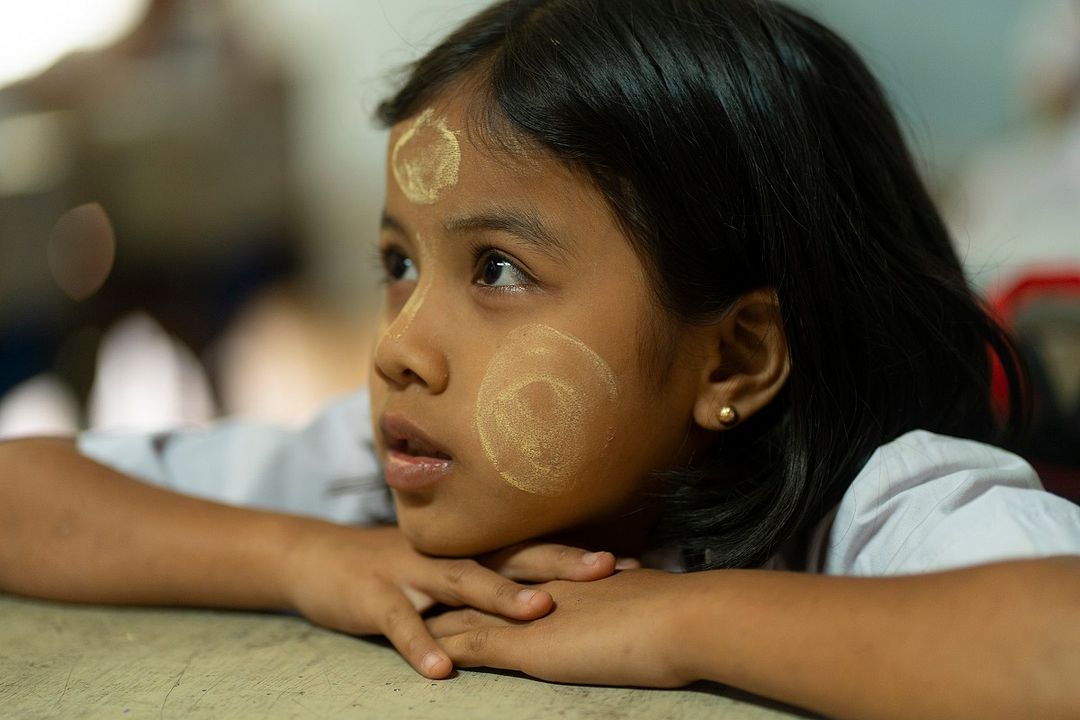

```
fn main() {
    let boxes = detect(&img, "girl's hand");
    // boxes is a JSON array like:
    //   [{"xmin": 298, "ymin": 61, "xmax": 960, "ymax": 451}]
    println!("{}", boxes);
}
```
[
  {"xmin": 427, "ymin": 568, "xmax": 698, "ymax": 687},
  {"xmin": 280, "ymin": 523, "xmax": 620, "ymax": 679}
]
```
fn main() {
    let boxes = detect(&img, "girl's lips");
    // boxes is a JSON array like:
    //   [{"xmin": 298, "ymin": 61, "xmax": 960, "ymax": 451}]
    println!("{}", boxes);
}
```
[
  {"xmin": 383, "ymin": 449, "xmax": 453, "ymax": 491},
  {"xmin": 380, "ymin": 414, "xmax": 453, "ymax": 459}
]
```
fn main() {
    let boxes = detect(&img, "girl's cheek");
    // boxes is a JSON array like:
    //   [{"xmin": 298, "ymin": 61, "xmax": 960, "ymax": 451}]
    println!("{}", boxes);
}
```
[{"xmin": 473, "ymin": 324, "xmax": 619, "ymax": 496}]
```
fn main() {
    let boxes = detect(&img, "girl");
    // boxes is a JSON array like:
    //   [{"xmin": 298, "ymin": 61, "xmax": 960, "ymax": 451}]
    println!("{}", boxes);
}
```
[{"xmin": 2, "ymin": 1, "xmax": 1079, "ymax": 718}]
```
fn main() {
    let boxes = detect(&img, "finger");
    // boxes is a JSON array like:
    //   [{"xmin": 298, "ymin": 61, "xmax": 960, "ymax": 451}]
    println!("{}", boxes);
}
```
[
  {"xmin": 482, "ymin": 543, "xmax": 617, "ymax": 582},
  {"xmin": 437, "ymin": 628, "xmax": 519, "ymax": 671},
  {"xmin": 371, "ymin": 586, "xmax": 452, "ymax": 679},
  {"xmin": 426, "ymin": 608, "xmax": 515, "ymax": 638},
  {"xmin": 426, "ymin": 559, "xmax": 553, "ymax": 620},
  {"xmin": 615, "ymin": 557, "xmax": 641, "ymax": 570}
]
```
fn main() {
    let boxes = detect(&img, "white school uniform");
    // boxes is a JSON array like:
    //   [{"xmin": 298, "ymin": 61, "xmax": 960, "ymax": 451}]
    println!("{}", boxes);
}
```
[{"xmin": 78, "ymin": 390, "xmax": 1080, "ymax": 576}]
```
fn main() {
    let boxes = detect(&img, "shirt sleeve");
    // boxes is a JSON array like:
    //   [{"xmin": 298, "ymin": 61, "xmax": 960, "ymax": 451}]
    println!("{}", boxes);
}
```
[
  {"xmin": 77, "ymin": 390, "xmax": 394, "ymax": 527},
  {"xmin": 819, "ymin": 430, "xmax": 1080, "ymax": 576}
]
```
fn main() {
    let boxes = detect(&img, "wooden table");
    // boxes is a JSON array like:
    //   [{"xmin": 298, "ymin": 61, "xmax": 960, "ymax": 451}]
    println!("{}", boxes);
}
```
[{"xmin": 1, "ymin": 595, "xmax": 812, "ymax": 719}]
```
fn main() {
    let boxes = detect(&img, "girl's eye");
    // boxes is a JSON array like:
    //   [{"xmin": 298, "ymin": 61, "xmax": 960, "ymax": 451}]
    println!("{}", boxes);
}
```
[
  {"xmin": 477, "ymin": 252, "xmax": 531, "ymax": 289},
  {"xmin": 381, "ymin": 248, "xmax": 418, "ymax": 282}
]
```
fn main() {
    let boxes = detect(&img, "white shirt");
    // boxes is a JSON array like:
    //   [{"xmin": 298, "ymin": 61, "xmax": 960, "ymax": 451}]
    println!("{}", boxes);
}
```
[
  {"xmin": 804, "ymin": 430, "xmax": 1080, "ymax": 575},
  {"xmin": 78, "ymin": 391, "xmax": 395, "ymax": 527},
  {"xmin": 78, "ymin": 391, "xmax": 1080, "ymax": 576}
]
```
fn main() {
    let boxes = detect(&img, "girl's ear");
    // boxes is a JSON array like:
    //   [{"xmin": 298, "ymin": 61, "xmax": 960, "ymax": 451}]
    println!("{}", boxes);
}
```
[{"xmin": 692, "ymin": 288, "xmax": 790, "ymax": 431}]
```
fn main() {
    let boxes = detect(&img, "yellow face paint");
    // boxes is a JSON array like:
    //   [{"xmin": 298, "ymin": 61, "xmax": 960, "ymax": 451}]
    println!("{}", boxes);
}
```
[
  {"xmin": 389, "ymin": 233, "xmax": 430, "ymax": 342},
  {"xmin": 474, "ymin": 324, "xmax": 619, "ymax": 496},
  {"xmin": 390, "ymin": 278, "xmax": 429, "ymax": 342},
  {"xmin": 391, "ymin": 108, "xmax": 461, "ymax": 204}
]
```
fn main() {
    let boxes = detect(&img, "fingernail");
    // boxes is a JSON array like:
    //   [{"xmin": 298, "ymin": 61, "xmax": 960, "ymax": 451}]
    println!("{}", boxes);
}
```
[
  {"xmin": 582, "ymin": 551, "xmax": 603, "ymax": 565},
  {"xmin": 614, "ymin": 558, "xmax": 640, "ymax": 570},
  {"xmin": 517, "ymin": 588, "xmax": 539, "ymax": 604},
  {"xmin": 421, "ymin": 651, "xmax": 444, "ymax": 675}
]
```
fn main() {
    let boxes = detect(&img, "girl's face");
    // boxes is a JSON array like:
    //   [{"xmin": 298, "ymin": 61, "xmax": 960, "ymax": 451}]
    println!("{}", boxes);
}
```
[{"xmin": 369, "ymin": 96, "xmax": 708, "ymax": 556}]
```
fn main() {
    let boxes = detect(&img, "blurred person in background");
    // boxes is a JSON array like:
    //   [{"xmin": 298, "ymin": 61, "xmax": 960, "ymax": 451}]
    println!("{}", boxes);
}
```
[
  {"xmin": 948, "ymin": 0, "xmax": 1080, "ymax": 289},
  {"xmin": 947, "ymin": 0, "xmax": 1080, "ymax": 481},
  {"xmin": 0, "ymin": 0, "xmax": 307, "ymax": 436}
]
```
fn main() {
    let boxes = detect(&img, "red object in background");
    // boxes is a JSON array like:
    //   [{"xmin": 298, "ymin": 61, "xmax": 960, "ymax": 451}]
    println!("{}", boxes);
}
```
[
  {"xmin": 1036, "ymin": 462, "xmax": 1080, "ymax": 503},
  {"xmin": 988, "ymin": 270, "xmax": 1080, "ymax": 407},
  {"xmin": 986, "ymin": 269, "xmax": 1080, "ymax": 503}
]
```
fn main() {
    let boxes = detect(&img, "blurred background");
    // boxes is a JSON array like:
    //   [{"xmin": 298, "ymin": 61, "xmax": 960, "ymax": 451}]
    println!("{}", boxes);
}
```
[{"xmin": 1, "ymin": 0, "xmax": 1078, "ymax": 456}]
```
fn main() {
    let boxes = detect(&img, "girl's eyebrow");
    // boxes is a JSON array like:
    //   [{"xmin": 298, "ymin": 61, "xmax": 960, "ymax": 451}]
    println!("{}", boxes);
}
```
[
  {"xmin": 380, "ymin": 210, "xmax": 410, "ymax": 238},
  {"xmin": 442, "ymin": 208, "xmax": 575, "ymax": 262}
]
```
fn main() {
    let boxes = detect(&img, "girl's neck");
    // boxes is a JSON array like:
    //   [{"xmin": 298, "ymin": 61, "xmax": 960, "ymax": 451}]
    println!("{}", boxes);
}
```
[{"xmin": 551, "ymin": 501, "xmax": 662, "ymax": 559}]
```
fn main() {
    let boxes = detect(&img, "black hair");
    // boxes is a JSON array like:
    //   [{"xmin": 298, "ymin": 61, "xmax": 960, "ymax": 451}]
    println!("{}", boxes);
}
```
[{"xmin": 376, "ymin": 0, "xmax": 1028, "ymax": 570}]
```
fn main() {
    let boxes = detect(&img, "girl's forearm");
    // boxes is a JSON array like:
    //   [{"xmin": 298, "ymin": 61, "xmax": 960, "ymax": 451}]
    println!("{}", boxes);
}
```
[
  {"xmin": 0, "ymin": 437, "xmax": 320, "ymax": 608},
  {"xmin": 678, "ymin": 559, "xmax": 1080, "ymax": 720}
]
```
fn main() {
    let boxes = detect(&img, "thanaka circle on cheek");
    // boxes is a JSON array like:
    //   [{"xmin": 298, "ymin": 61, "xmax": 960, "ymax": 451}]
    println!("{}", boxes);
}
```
[
  {"xmin": 391, "ymin": 108, "xmax": 461, "ymax": 205},
  {"xmin": 474, "ymin": 324, "xmax": 619, "ymax": 497}
]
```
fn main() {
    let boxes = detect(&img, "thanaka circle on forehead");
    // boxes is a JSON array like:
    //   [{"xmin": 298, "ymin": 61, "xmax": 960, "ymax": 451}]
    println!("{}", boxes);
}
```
[
  {"xmin": 475, "ymin": 324, "xmax": 619, "ymax": 496},
  {"xmin": 391, "ymin": 107, "xmax": 461, "ymax": 204}
]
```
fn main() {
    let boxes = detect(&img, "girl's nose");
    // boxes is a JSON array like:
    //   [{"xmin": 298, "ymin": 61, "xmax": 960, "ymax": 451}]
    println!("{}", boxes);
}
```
[{"xmin": 372, "ymin": 286, "xmax": 450, "ymax": 394}]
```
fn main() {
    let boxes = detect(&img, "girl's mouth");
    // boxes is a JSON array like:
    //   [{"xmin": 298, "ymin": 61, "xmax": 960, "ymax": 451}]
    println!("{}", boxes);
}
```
[
  {"xmin": 380, "ymin": 413, "xmax": 455, "ymax": 491},
  {"xmin": 387, "ymin": 436, "xmax": 452, "ymax": 461}
]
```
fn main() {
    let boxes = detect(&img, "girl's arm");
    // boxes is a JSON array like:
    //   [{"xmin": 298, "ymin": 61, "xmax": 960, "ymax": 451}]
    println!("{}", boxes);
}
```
[
  {"xmin": 682, "ymin": 560, "xmax": 1080, "ymax": 719},
  {"xmin": 431, "ymin": 560, "xmax": 1080, "ymax": 719},
  {"xmin": 0, "ymin": 437, "xmax": 618, "ymax": 678},
  {"xmin": 0, "ymin": 437, "xmax": 306, "ymax": 608}
]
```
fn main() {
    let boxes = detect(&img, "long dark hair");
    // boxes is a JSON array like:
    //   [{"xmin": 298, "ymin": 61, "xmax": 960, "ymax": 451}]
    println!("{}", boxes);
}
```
[{"xmin": 377, "ymin": 0, "xmax": 1028, "ymax": 569}]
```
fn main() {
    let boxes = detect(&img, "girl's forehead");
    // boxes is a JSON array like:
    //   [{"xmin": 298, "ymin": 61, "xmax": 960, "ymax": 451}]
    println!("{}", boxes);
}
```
[
  {"xmin": 384, "ymin": 103, "xmax": 612, "ymax": 239},
  {"xmin": 387, "ymin": 97, "xmax": 561, "ymax": 186},
  {"xmin": 390, "ymin": 107, "xmax": 462, "ymax": 206}
]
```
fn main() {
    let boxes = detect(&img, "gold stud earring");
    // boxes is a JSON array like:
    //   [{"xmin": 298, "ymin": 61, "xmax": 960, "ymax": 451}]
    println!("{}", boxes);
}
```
[{"xmin": 717, "ymin": 405, "xmax": 739, "ymax": 427}]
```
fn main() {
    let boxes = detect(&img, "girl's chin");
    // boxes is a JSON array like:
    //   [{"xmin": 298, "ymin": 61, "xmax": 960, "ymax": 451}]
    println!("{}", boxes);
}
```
[
  {"xmin": 397, "ymin": 518, "xmax": 518, "ymax": 558},
  {"xmin": 395, "ymin": 515, "xmax": 544, "ymax": 561}
]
